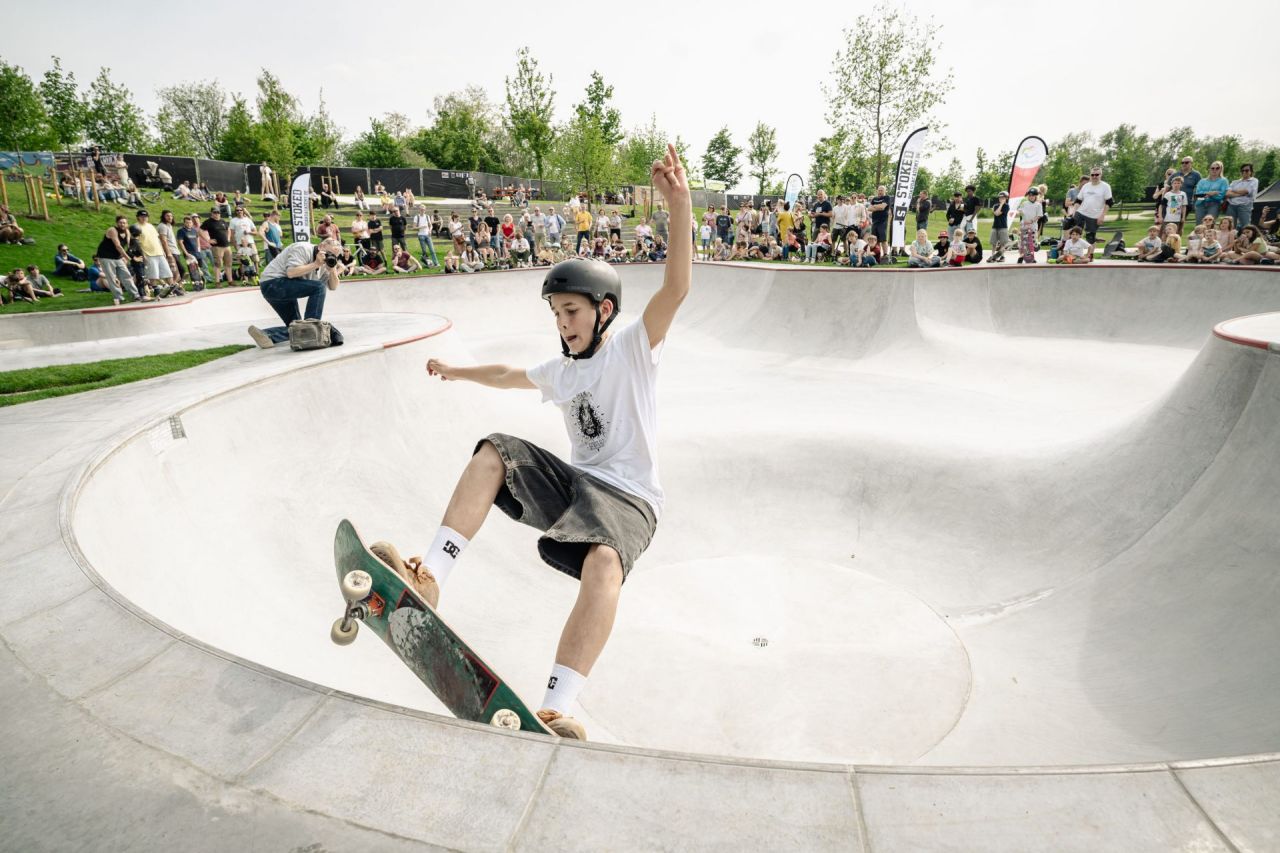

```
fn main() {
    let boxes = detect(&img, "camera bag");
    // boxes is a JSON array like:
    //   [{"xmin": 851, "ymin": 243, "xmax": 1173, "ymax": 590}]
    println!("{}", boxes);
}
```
[{"xmin": 288, "ymin": 318, "xmax": 332, "ymax": 350}]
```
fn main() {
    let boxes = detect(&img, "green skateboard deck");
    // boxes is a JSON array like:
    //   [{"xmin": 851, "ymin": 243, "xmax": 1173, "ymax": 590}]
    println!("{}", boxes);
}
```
[{"xmin": 332, "ymin": 518, "xmax": 552, "ymax": 735}]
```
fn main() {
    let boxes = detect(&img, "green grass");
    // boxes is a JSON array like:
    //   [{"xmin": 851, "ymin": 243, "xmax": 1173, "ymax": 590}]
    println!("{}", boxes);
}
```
[{"xmin": 0, "ymin": 345, "xmax": 251, "ymax": 406}]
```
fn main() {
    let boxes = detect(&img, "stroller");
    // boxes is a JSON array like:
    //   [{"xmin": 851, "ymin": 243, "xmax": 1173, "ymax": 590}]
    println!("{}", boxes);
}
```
[{"xmin": 143, "ymin": 161, "xmax": 173, "ymax": 191}]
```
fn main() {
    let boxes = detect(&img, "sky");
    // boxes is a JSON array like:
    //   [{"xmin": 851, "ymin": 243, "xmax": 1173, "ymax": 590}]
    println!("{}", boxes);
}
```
[{"xmin": 6, "ymin": 0, "xmax": 1274, "ymax": 192}]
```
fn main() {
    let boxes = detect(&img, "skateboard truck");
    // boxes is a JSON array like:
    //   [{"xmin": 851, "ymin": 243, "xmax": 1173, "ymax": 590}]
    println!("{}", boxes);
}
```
[{"xmin": 331, "ymin": 570, "xmax": 373, "ymax": 645}]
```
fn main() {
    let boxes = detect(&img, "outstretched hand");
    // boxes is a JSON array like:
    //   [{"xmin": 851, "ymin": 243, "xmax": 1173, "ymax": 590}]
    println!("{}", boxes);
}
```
[
  {"xmin": 426, "ymin": 358, "xmax": 458, "ymax": 380},
  {"xmin": 651, "ymin": 143, "xmax": 690, "ymax": 210}
]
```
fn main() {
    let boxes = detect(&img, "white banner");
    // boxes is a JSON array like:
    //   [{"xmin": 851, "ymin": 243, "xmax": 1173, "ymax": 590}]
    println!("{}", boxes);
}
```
[
  {"xmin": 289, "ymin": 172, "xmax": 312, "ymax": 243},
  {"xmin": 891, "ymin": 127, "xmax": 929, "ymax": 248}
]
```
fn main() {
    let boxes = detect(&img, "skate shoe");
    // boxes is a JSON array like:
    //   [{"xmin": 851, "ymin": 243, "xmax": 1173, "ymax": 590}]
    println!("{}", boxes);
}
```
[
  {"xmin": 369, "ymin": 540, "xmax": 440, "ymax": 609},
  {"xmin": 536, "ymin": 709, "xmax": 587, "ymax": 740}
]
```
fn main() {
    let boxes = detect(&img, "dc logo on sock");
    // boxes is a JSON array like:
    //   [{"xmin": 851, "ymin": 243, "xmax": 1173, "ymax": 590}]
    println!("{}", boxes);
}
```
[
  {"xmin": 443, "ymin": 541, "xmax": 460, "ymax": 559},
  {"xmin": 547, "ymin": 676, "xmax": 558, "ymax": 690}
]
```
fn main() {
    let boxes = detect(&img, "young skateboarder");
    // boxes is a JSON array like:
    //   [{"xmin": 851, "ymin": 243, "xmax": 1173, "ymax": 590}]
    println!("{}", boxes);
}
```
[{"xmin": 373, "ymin": 144, "xmax": 691, "ymax": 740}]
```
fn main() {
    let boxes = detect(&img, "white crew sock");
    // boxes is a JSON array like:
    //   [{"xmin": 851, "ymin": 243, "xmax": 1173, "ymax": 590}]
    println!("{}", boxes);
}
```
[
  {"xmin": 540, "ymin": 664, "xmax": 587, "ymax": 715},
  {"xmin": 424, "ymin": 526, "xmax": 469, "ymax": 586}
]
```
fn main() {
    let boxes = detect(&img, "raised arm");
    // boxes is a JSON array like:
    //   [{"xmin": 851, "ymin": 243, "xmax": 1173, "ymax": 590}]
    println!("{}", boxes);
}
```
[
  {"xmin": 642, "ymin": 143, "xmax": 691, "ymax": 349},
  {"xmin": 426, "ymin": 359, "xmax": 536, "ymax": 390}
]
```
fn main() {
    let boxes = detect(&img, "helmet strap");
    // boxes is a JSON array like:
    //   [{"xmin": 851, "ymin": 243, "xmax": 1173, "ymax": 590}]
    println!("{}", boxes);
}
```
[{"xmin": 562, "ymin": 301, "xmax": 616, "ymax": 360}]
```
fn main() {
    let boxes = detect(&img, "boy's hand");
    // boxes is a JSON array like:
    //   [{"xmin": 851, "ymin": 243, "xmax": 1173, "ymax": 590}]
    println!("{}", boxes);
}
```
[
  {"xmin": 651, "ymin": 143, "xmax": 690, "ymax": 211},
  {"xmin": 426, "ymin": 358, "xmax": 459, "ymax": 381}
]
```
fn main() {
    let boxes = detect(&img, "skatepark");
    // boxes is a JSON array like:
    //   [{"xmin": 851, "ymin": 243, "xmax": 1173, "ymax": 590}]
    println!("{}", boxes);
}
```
[{"xmin": 2, "ymin": 260, "xmax": 1278, "ymax": 851}]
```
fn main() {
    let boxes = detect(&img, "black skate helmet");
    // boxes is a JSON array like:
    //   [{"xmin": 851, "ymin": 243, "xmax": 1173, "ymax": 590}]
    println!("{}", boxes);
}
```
[{"xmin": 541, "ymin": 258, "xmax": 622, "ymax": 359}]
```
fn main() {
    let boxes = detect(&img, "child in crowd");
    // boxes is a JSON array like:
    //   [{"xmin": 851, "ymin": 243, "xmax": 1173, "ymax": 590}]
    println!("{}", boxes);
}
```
[
  {"xmin": 699, "ymin": 222, "xmax": 712, "ymax": 259},
  {"xmin": 1136, "ymin": 226, "xmax": 1164, "ymax": 262},
  {"xmin": 1162, "ymin": 223, "xmax": 1183, "ymax": 263},
  {"xmin": 906, "ymin": 229, "xmax": 936, "ymax": 266},
  {"xmin": 855, "ymin": 233, "xmax": 882, "ymax": 267},
  {"xmin": 1060, "ymin": 226, "xmax": 1093, "ymax": 264},
  {"xmin": 805, "ymin": 224, "xmax": 832, "ymax": 263},
  {"xmin": 24, "ymin": 265, "xmax": 64, "ymax": 298},
  {"xmin": 962, "ymin": 229, "xmax": 984, "ymax": 264},
  {"xmin": 712, "ymin": 238, "xmax": 731, "ymax": 261},
  {"xmin": 1185, "ymin": 225, "xmax": 1205, "ymax": 262},
  {"xmin": 1017, "ymin": 188, "xmax": 1043, "ymax": 263},
  {"xmin": 1161, "ymin": 175, "xmax": 1188, "ymax": 236}
]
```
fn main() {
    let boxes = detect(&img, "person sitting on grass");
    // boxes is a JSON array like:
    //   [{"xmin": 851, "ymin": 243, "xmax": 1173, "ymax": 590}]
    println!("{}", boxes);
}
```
[
  {"xmin": 4, "ymin": 268, "xmax": 41, "ymax": 303},
  {"xmin": 1216, "ymin": 216, "xmax": 1236, "ymax": 251},
  {"xmin": 1184, "ymin": 225, "xmax": 1206, "ymax": 263},
  {"xmin": 24, "ymin": 265, "xmax": 64, "ymax": 298},
  {"xmin": 805, "ymin": 224, "xmax": 833, "ymax": 263},
  {"xmin": 53, "ymin": 244, "xmax": 88, "ymax": 281},
  {"xmin": 1222, "ymin": 224, "xmax": 1271, "ymax": 265},
  {"xmin": 392, "ymin": 246, "xmax": 422, "ymax": 274},
  {"xmin": 712, "ymin": 237, "xmax": 732, "ymax": 261},
  {"xmin": 908, "ymin": 228, "xmax": 941, "ymax": 267},
  {"xmin": 858, "ymin": 233, "xmax": 884, "ymax": 267},
  {"xmin": 1136, "ymin": 226, "xmax": 1164, "ymax": 262},
  {"xmin": 1059, "ymin": 226, "xmax": 1093, "ymax": 264},
  {"xmin": 510, "ymin": 234, "xmax": 533, "ymax": 267},
  {"xmin": 961, "ymin": 229, "xmax": 984, "ymax": 264},
  {"xmin": 459, "ymin": 244, "xmax": 484, "ymax": 273}
]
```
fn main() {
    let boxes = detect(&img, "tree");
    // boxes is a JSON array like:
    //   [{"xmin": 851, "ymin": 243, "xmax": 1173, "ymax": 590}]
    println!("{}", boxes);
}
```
[
  {"xmin": 216, "ymin": 96, "xmax": 263, "ymax": 163},
  {"xmin": 970, "ymin": 147, "xmax": 1010, "ymax": 202},
  {"xmin": 822, "ymin": 1, "xmax": 953, "ymax": 186},
  {"xmin": 933, "ymin": 157, "xmax": 965, "ymax": 199},
  {"xmin": 254, "ymin": 70, "xmax": 301, "ymax": 177},
  {"xmin": 1256, "ymin": 149, "xmax": 1278, "ymax": 193},
  {"xmin": 549, "ymin": 113, "xmax": 618, "ymax": 211},
  {"xmin": 153, "ymin": 81, "xmax": 227, "ymax": 158},
  {"xmin": 345, "ymin": 120, "xmax": 408, "ymax": 168},
  {"xmin": 1100, "ymin": 124, "xmax": 1150, "ymax": 204},
  {"xmin": 295, "ymin": 89, "xmax": 343, "ymax": 166},
  {"xmin": 574, "ymin": 71, "xmax": 622, "ymax": 147},
  {"xmin": 408, "ymin": 88, "xmax": 507, "ymax": 172},
  {"xmin": 702, "ymin": 126, "xmax": 742, "ymax": 187},
  {"xmin": 0, "ymin": 60, "xmax": 52, "ymax": 154},
  {"xmin": 505, "ymin": 47, "xmax": 556, "ymax": 186},
  {"xmin": 618, "ymin": 115, "xmax": 668, "ymax": 184},
  {"xmin": 808, "ymin": 129, "xmax": 870, "ymax": 196},
  {"xmin": 746, "ymin": 122, "xmax": 779, "ymax": 194},
  {"xmin": 84, "ymin": 67, "xmax": 149, "ymax": 151},
  {"xmin": 39, "ymin": 57, "xmax": 85, "ymax": 154}
]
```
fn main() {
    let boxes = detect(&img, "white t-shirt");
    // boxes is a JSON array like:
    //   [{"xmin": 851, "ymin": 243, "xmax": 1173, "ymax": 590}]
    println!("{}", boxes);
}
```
[
  {"xmin": 1076, "ymin": 181, "xmax": 1112, "ymax": 218},
  {"xmin": 229, "ymin": 215, "xmax": 255, "ymax": 246},
  {"xmin": 833, "ymin": 203, "xmax": 853, "ymax": 227},
  {"xmin": 415, "ymin": 214, "xmax": 431, "ymax": 236},
  {"xmin": 1063, "ymin": 237, "xmax": 1091, "ymax": 258},
  {"xmin": 1163, "ymin": 190, "xmax": 1187, "ymax": 223},
  {"xmin": 699, "ymin": 224, "xmax": 713, "ymax": 241},
  {"xmin": 1019, "ymin": 200, "xmax": 1043, "ymax": 223},
  {"xmin": 526, "ymin": 318, "xmax": 664, "ymax": 517}
]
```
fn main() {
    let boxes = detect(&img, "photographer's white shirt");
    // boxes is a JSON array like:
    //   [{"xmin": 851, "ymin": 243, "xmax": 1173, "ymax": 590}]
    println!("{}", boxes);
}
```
[
  {"xmin": 527, "ymin": 319, "xmax": 664, "ymax": 517},
  {"xmin": 262, "ymin": 242, "xmax": 324, "ymax": 281}
]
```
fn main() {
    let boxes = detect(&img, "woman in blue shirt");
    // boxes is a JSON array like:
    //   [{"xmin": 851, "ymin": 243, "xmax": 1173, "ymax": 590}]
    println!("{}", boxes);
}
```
[{"xmin": 1194, "ymin": 161, "xmax": 1229, "ymax": 224}]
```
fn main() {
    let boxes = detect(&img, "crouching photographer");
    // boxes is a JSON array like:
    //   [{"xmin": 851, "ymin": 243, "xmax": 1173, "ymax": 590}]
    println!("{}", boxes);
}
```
[{"xmin": 247, "ymin": 237, "xmax": 346, "ymax": 349}]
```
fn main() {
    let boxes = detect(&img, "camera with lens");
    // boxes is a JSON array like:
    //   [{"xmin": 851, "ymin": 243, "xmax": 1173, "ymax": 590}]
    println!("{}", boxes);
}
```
[{"xmin": 325, "ymin": 254, "xmax": 338, "ymax": 268}]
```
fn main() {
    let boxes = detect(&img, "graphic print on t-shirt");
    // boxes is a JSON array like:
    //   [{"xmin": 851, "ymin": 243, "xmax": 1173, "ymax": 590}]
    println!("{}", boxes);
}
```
[{"xmin": 569, "ymin": 391, "xmax": 609, "ymax": 451}]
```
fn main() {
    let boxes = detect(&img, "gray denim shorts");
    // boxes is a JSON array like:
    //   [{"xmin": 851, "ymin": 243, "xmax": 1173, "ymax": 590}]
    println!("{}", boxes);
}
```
[{"xmin": 479, "ymin": 433, "xmax": 657, "ymax": 583}]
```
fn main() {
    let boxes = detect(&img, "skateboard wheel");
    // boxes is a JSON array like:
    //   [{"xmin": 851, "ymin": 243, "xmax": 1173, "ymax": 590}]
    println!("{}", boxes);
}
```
[
  {"xmin": 341, "ymin": 570, "xmax": 372, "ymax": 603},
  {"xmin": 331, "ymin": 616, "xmax": 359, "ymax": 645},
  {"xmin": 491, "ymin": 709, "xmax": 521, "ymax": 730}
]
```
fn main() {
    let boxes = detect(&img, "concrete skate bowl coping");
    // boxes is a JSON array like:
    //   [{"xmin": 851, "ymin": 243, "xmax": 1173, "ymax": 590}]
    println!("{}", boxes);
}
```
[{"xmin": 57, "ymin": 262, "xmax": 1280, "ymax": 845}]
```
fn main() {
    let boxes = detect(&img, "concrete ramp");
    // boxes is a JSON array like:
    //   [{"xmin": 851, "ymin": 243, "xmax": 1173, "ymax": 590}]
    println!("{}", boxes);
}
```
[
  {"xmin": 5, "ymin": 262, "xmax": 1280, "ymax": 851},
  {"xmin": 67, "ymin": 264, "xmax": 1280, "ymax": 767}
]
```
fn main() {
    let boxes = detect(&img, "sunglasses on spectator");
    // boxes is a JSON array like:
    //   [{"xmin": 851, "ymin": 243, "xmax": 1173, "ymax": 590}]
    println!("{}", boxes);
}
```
[{"xmin": 1090, "ymin": 173, "xmax": 1101, "ymax": 177}]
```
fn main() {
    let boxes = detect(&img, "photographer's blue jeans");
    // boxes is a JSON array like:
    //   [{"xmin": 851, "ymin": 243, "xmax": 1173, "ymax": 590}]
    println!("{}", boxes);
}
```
[{"xmin": 259, "ymin": 275, "xmax": 326, "ymax": 343}]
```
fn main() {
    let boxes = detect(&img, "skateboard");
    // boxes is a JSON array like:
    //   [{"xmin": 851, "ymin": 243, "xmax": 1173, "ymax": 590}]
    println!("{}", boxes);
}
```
[{"xmin": 331, "ymin": 518, "xmax": 553, "ymax": 735}]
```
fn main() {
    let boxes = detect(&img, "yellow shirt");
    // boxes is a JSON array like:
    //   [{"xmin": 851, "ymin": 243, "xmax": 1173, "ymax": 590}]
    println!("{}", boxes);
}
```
[
  {"xmin": 575, "ymin": 210, "xmax": 594, "ymax": 233},
  {"xmin": 136, "ymin": 222, "xmax": 164, "ymax": 257},
  {"xmin": 777, "ymin": 211, "xmax": 794, "ymax": 234}
]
